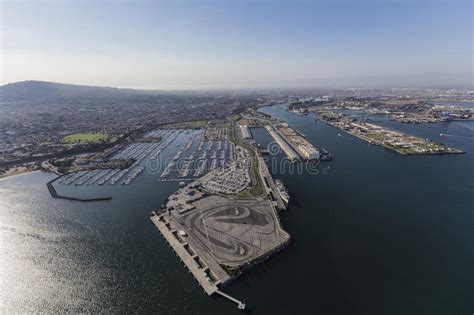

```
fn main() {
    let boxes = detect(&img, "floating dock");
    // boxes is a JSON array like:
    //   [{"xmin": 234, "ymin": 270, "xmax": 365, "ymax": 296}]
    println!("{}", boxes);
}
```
[{"xmin": 157, "ymin": 178, "xmax": 194, "ymax": 182}]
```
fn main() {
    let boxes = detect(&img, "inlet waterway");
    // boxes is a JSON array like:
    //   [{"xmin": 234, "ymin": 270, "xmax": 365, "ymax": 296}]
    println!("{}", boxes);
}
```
[{"xmin": 1, "ymin": 103, "xmax": 473, "ymax": 314}]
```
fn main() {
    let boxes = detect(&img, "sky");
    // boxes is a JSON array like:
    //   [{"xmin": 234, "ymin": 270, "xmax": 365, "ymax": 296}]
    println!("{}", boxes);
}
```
[{"xmin": 0, "ymin": 0, "xmax": 472, "ymax": 89}]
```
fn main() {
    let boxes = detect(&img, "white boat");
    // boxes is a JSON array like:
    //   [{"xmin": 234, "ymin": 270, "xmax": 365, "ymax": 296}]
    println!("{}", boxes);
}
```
[{"xmin": 275, "ymin": 179, "xmax": 290, "ymax": 205}]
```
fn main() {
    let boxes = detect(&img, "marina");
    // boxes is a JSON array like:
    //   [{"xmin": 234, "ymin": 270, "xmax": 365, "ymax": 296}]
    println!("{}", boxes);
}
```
[
  {"xmin": 57, "ymin": 129, "xmax": 181, "ymax": 187},
  {"xmin": 160, "ymin": 129, "xmax": 234, "ymax": 181}
]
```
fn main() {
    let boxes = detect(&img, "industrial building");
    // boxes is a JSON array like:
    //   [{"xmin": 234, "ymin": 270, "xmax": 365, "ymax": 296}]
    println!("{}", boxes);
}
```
[
  {"xmin": 264, "ymin": 125, "xmax": 300, "ymax": 160},
  {"xmin": 297, "ymin": 144, "xmax": 320, "ymax": 160},
  {"xmin": 240, "ymin": 125, "xmax": 251, "ymax": 139}
]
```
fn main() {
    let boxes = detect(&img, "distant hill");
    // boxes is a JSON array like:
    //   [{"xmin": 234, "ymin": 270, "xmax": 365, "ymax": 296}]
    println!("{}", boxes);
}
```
[
  {"xmin": 0, "ymin": 80, "xmax": 219, "ymax": 103},
  {"xmin": 0, "ymin": 80, "xmax": 147, "ymax": 102}
]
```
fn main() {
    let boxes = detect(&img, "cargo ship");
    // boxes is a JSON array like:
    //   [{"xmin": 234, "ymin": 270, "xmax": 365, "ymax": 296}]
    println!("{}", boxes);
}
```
[{"xmin": 275, "ymin": 179, "xmax": 290, "ymax": 205}]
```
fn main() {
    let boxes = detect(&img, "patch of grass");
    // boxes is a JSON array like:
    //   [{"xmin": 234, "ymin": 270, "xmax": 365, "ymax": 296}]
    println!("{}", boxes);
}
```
[
  {"xmin": 229, "ymin": 115, "xmax": 241, "ymax": 121},
  {"xmin": 249, "ymin": 159, "xmax": 264, "ymax": 196},
  {"xmin": 62, "ymin": 132, "xmax": 106, "ymax": 144}
]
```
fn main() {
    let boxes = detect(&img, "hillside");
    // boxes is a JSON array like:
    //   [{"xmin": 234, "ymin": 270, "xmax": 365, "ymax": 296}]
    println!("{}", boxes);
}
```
[{"xmin": 0, "ymin": 80, "xmax": 144, "ymax": 101}]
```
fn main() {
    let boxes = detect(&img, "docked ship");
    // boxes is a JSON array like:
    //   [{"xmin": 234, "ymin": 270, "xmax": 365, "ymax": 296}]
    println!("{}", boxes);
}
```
[
  {"xmin": 319, "ymin": 148, "xmax": 333, "ymax": 161},
  {"xmin": 275, "ymin": 179, "xmax": 290, "ymax": 205}
]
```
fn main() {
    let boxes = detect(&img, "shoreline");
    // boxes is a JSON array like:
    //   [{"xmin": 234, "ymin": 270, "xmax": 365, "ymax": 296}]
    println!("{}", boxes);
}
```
[{"xmin": 0, "ymin": 169, "xmax": 39, "ymax": 181}]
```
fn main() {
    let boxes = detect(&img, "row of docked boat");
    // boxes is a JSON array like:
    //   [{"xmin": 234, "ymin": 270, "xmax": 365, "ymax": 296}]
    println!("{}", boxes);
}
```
[
  {"xmin": 120, "ymin": 165, "xmax": 144, "ymax": 185},
  {"xmin": 59, "ymin": 129, "xmax": 183, "ymax": 186},
  {"xmin": 111, "ymin": 130, "xmax": 180, "ymax": 162},
  {"xmin": 160, "ymin": 161, "xmax": 175, "ymax": 177},
  {"xmin": 76, "ymin": 167, "xmax": 137, "ymax": 186},
  {"xmin": 193, "ymin": 159, "xmax": 207, "ymax": 177},
  {"xmin": 159, "ymin": 131, "xmax": 235, "ymax": 180},
  {"xmin": 59, "ymin": 168, "xmax": 121, "ymax": 186},
  {"xmin": 144, "ymin": 129, "xmax": 182, "ymax": 139}
]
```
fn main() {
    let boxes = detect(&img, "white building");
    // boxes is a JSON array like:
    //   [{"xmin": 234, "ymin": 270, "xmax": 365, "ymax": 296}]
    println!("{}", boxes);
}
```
[
  {"xmin": 297, "ymin": 144, "xmax": 320, "ymax": 160},
  {"xmin": 240, "ymin": 125, "xmax": 251, "ymax": 139}
]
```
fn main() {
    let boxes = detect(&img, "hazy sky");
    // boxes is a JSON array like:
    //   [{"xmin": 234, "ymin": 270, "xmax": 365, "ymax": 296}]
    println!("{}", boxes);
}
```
[{"xmin": 1, "ymin": 0, "xmax": 472, "ymax": 89}]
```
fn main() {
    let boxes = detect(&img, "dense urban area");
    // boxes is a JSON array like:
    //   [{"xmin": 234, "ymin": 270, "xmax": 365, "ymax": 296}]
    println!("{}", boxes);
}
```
[{"xmin": 0, "ymin": 81, "xmax": 284, "ymax": 175}]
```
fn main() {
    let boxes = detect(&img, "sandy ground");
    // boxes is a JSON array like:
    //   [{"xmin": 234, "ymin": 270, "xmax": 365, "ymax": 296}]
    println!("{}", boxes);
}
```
[{"xmin": 0, "ymin": 166, "xmax": 34, "ymax": 179}]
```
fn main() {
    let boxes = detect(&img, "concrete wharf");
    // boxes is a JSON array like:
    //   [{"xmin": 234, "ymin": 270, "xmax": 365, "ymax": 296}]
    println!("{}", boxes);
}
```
[
  {"xmin": 256, "ymin": 155, "xmax": 287, "ymax": 210},
  {"xmin": 150, "ymin": 212, "xmax": 246, "ymax": 310},
  {"xmin": 264, "ymin": 125, "xmax": 300, "ymax": 161}
]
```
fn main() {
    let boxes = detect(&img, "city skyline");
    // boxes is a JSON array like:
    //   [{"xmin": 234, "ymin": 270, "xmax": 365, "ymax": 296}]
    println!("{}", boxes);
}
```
[{"xmin": 1, "ymin": 0, "xmax": 472, "ymax": 89}]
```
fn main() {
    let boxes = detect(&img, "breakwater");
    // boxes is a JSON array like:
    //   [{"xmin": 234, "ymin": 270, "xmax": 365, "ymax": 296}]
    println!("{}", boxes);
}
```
[{"xmin": 47, "ymin": 176, "xmax": 112, "ymax": 202}]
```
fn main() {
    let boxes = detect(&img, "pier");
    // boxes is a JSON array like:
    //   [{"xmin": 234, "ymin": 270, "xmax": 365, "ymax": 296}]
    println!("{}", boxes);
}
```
[
  {"xmin": 156, "ymin": 178, "xmax": 194, "ymax": 182},
  {"xmin": 216, "ymin": 290, "xmax": 246, "ymax": 310},
  {"xmin": 41, "ymin": 161, "xmax": 62, "ymax": 175},
  {"xmin": 256, "ymin": 155, "xmax": 286, "ymax": 210},
  {"xmin": 264, "ymin": 125, "xmax": 300, "ymax": 160},
  {"xmin": 150, "ymin": 212, "xmax": 246, "ymax": 310}
]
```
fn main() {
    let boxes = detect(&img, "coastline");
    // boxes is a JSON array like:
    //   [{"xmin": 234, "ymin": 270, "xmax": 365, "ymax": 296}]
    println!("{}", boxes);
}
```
[{"xmin": 0, "ymin": 169, "xmax": 39, "ymax": 181}]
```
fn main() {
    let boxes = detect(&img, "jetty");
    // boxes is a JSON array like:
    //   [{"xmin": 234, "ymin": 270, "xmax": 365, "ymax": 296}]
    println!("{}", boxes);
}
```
[{"xmin": 47, "ymin": 176, "xmax": 112, "ymax": 202}]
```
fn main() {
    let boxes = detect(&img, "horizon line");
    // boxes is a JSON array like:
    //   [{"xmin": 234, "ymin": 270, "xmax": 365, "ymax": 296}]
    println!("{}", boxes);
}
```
[{"xmin": 2, "ymin": 79, "xmax": 473, "ymax": 92}]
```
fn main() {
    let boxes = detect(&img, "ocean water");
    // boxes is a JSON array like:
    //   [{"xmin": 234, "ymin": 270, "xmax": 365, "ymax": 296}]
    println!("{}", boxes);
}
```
[{"xmin": 1, "ymin": 104, "xmax": 473, "ymax": 314}]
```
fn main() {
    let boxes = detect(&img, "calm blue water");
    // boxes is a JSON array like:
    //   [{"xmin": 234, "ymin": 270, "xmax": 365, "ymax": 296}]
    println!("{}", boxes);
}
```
[{"xmin": 1, "ymin": 104, "xmax": 473, "ymax": 314}]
